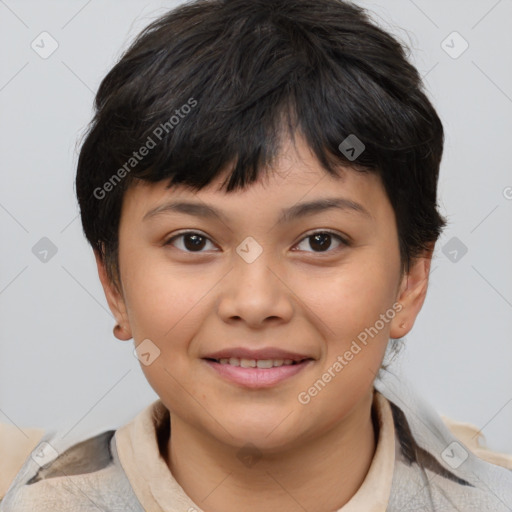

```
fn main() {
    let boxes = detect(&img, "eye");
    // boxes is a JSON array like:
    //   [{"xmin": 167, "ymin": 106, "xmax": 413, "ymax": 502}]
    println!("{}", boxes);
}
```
[
  {"xmin": 164, "ymin": 230, "xmax": 349, "ymax": 254},
  {"xmin": 164, "ymin": 231, "xmax": 217, "ymax": 253},
  {"xmin": 293, "ymin": 230, "xmax": 349, "ymax": 254}
]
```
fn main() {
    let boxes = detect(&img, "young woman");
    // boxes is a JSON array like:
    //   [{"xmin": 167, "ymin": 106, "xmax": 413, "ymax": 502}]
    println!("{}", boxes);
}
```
[{"xmin": 2, "ymin": 0, "xmax": 511, "ymax": 510}]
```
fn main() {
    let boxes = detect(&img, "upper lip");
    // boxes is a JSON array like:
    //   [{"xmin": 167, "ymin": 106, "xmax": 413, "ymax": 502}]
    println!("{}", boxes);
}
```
[{"xmin": 202, "ymin": 347, "xmax": 314, "ymax": 361}]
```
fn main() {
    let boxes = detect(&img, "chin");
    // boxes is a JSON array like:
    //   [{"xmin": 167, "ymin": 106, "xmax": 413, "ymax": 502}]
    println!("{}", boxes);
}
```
[{"xmin": 210, "ymin": 410, "xmax": 305, "ymax": 452}]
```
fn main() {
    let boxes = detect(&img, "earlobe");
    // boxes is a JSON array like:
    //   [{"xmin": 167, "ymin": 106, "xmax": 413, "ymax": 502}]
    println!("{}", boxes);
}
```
[
  {"xmin": 113, "ymin": 323, "xmax": 132, "ymax": 342},
  {"xmin": 390, "ymin": 247, "xmax": 434, "ymax": 339},
  {"xmin": 93, "ymin": 249, "xmax": 132, "ymax": 341}
]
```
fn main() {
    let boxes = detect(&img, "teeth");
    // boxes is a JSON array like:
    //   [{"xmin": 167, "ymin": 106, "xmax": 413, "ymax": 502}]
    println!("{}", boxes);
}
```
[
  {"xmin": 256, "ymin": 360, "xmax": 273, "ymax": 369},
  {"xmin": 215, "ymin": 357, "xmax": 301, "ymax": 368}
]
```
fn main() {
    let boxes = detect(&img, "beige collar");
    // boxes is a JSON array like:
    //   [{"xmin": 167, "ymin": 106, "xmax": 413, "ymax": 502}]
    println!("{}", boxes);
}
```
[{"xmin": 115, "ymin": 390, "xmax": 395, "ymax": 512}]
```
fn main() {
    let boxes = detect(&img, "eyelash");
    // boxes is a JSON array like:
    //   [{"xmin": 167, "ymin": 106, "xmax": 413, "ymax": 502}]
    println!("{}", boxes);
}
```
[{"xmin": 163, "ymin": 230, "xmax": 350, "ymax": 255}]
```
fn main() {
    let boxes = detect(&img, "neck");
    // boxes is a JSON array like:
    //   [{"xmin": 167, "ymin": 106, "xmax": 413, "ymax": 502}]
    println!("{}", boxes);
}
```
[{"xmin": 165, "ymin": 390, "xmax": 377, "ymax": 512}]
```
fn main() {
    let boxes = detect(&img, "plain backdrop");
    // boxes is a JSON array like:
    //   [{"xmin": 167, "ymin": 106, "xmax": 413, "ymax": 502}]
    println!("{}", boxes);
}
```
[{"xmin": 0, "ymin": 0, "xmax": 511, "ymax": 453}]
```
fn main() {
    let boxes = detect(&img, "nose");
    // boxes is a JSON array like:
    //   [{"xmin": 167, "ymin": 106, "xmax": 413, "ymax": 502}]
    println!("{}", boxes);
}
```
[{"xmin": 216, "ymin": 242, "xmax": 294, "ymax": 328}]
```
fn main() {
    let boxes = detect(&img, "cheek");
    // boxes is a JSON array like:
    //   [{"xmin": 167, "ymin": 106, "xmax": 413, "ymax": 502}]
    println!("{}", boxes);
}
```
[
  {"xmin": 121, "ymin": 251, "xmax": 211, "ymax": 341},
  {"xmin": 298, "ymin": 255, "xmax": 399, "ymax": 345},
  {"xmin": 123, "ymin": 259, "xmax": 208, "ymax": 404},
  {"xmin": 292, "ymin": 256, "xmax": 399, "ymax": 424}
]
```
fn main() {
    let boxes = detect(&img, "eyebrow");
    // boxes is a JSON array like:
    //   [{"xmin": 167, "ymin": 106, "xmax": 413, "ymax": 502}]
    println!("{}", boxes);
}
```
[{"xmin": 142, "ymin": 197, "xmax": 371, "ymax": 224}]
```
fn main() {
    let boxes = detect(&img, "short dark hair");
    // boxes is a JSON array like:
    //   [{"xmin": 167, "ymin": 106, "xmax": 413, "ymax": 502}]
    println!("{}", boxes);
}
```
[{"xmin": 76, "ymin": 0, "xmax": 446, "ymax": 291}]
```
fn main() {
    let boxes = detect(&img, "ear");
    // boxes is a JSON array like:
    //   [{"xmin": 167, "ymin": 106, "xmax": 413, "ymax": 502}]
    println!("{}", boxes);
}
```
[
  {"xmin": 94, "ymin": 249, "xmax": 132, "ymax": 341},
  {"xmin": 389, "ymin": 244, "xmax": 434, "ymax": 339}
]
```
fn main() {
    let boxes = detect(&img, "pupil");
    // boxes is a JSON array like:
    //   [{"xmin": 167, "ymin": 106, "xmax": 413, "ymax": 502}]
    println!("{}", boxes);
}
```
[
  {"xmin": 184, "ymin": 234, "xmax": 205, "ymax": 251},
  {"xmin": 310, "ymin": 233, "xmax": 331, "ymax": 252}
]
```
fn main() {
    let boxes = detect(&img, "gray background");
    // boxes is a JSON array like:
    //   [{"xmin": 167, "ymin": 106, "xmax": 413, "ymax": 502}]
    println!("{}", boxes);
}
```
[{"xmin": 1, "ymin": 0, "xmax": 511, "ymax": 453}]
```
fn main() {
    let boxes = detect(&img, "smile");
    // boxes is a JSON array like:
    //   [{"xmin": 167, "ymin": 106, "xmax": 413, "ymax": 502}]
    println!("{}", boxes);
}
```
[
  {"xmin": 203, "ymin": 357, "xmax": 314, "ymax": 388},
  {"xmin": 210, "ymin": 357, "xmax": 306, "ymax": 368}
]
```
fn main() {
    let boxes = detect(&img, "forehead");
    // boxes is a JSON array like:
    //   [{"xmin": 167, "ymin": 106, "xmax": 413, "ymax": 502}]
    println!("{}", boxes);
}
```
[{"xmin": 120, "ymin": 134, "xmax": 388, "ymax": 223}]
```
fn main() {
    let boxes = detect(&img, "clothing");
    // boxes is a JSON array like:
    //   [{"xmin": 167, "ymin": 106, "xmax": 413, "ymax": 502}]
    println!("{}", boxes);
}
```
[
  {"xmin": 1, "ymin": 373, "xmax": 512, "ymax": 511},
  {"xmin": 0, "ymin": 423, "xmax": 45, "ymax": 499}
]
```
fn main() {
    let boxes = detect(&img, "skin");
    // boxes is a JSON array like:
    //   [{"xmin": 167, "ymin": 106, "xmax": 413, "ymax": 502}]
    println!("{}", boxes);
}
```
[{"xmin": 96, "ymin": 132, "xmax": 433, "ymax": 512}]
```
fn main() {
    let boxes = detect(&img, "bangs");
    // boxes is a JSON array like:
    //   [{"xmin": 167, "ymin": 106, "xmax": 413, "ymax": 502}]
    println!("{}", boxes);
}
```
[{"xmin": 76, "ymin": 0, "xmax": 445, "ymax": 285}]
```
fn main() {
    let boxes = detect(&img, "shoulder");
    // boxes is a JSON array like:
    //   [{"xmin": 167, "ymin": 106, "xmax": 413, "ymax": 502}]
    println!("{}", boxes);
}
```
[
  {"xmin": 386, "ymin": 398, "xmax": 512, "ymax": 511},
  {"xmin": 0, "ymin": 429, "xmax": 143, "ymax": 512},
  {"xmin": 441, "ymin": 415, "xmax": 512, "ymax": 470},
  {"xmin": 0, "ymin": 422, "xmax": 45, "ymax": 500}
]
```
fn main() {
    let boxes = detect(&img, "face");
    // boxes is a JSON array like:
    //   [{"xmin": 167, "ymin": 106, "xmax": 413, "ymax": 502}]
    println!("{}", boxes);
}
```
[{"xmin": 97, "ymin": 133, "xmax": 430, "ymax": 452}]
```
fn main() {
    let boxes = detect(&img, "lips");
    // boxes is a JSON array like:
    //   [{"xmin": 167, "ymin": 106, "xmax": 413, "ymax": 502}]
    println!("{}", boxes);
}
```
[{"xmin": 202, "ymin": 347, "xmax": 315, "ymax": 388}]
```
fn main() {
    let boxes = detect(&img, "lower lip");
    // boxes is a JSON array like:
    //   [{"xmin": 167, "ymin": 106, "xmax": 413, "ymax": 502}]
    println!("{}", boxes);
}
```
[{"xmin": 203, "ymin": 359, "xmax": 313, "ymax": 388}]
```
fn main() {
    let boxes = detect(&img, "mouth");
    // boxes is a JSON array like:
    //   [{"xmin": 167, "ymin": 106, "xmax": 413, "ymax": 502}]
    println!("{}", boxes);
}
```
[
  {"xmin": 202, "ymin": 353, "xmax": 315, "ymax": 388},
  {"xmin": 204, "ymin": 357, "xmax": 312, "ymax": 368}
]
